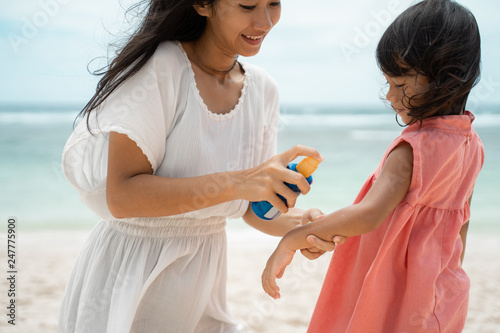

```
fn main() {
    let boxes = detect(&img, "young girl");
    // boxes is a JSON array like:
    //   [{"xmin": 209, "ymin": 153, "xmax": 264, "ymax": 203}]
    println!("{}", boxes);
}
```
[
  {"xmin": 59, "ymin": 0, "xmax": 334, "ymax": 332},
  {"xmin": 262, "ymin": 0, "xmax": 484, "ymax": 331}
]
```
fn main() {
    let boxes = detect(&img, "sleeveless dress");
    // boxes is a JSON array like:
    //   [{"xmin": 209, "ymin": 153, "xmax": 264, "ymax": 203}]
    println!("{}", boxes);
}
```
[
  {"xmin": 308, "ymin": 112, "xmax": 484, "ymax": 333},
  {"xmin": 59, "ymin": 41, "xmax": 280, "ymax": 332}
]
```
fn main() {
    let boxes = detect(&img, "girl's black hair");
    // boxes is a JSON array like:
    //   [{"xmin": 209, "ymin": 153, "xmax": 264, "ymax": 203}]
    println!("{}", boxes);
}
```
[
  {"xmin": 376, "ymin": 0, "xmax": 481, "ymax": 124},
  {"xmin": 77, "ymin": 0, "xmax": 217, "ymax": 127}
]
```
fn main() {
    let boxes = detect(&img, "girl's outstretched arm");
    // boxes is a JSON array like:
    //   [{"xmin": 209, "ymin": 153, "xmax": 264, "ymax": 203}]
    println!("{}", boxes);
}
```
[
  {"xmin": 244, "ymin": 206, "xmax": 346, "ymax": 259},
  {"xmin": 262, "ymin": 142, "xmax": 414, "ymax": 299}
]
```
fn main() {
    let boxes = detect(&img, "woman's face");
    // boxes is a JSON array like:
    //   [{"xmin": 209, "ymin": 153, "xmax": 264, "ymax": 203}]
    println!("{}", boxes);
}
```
[
  {"xmin": 200, "ymin": 0, "xmax": 281, "ymax": 57},
  {"xmin": 384, "ymin": 72, "xmax": 429, "ymax": 125}
]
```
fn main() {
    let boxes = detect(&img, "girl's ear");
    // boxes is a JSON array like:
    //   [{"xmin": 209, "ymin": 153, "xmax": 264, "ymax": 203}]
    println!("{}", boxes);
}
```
[{"xmin": 193, "ymin": 2, "xmax": 213, "ymax": 18}]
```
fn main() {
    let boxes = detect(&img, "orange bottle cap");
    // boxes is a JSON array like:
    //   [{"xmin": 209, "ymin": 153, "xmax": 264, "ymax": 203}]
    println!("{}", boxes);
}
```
[{"xmin": 296, "ymin": 157, "xmax": 321, "ymax": 178}]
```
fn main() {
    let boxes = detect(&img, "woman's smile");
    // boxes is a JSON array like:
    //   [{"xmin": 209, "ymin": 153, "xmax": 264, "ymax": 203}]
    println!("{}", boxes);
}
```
[{"xmin": 242, "ymin": 33, "xmax": 265, "ymax": 45}]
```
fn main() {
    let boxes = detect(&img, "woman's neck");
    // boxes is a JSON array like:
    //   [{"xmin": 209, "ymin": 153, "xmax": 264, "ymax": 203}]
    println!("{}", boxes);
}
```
[{"xmin": 182, "ymin": 39, "xmax": 239, "ymax": 80}]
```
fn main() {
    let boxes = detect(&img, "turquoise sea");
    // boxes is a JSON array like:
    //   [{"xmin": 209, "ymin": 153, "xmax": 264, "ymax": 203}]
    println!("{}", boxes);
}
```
[{"xmin": 1, "ymin": 104, "xmax": 499, "ymax": 233}]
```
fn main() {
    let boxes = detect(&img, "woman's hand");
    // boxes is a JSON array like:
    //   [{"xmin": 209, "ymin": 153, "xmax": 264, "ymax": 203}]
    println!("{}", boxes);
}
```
[
  {"xmin": 234, "ymin": 145, "xmax": 323, "ymax": 215},
  {"xmin": 300, "ymin": 208, "xmax": 347, "ymax": 260}
]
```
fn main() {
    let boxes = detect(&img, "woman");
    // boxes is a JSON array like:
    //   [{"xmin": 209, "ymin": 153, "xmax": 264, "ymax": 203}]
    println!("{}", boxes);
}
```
[{"xmin": 60, "ymin": 0, "xmax": 335, "ymax": 332}]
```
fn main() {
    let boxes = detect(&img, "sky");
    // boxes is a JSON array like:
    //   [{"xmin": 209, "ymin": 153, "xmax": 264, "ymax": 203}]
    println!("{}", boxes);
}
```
[{"xmin": 1, "ymin": 0, "xmax": 499, "ymax": 108}]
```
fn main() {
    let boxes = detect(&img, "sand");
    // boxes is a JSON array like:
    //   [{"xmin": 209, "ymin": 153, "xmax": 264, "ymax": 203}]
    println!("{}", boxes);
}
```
[{"xmin": 0, "ymin": 228, "xmax": 499, "ymax": 332}]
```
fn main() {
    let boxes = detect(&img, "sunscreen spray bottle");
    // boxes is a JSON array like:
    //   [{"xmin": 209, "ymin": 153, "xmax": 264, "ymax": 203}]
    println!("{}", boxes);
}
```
[{"xmin": 251, "ymin": 157, "xmax": 321, "ymax": 220}]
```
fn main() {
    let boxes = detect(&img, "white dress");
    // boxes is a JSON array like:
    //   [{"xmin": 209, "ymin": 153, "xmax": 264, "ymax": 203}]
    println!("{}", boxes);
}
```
[{"xmin": 59, "ymin": 41, "xmax": 279, "ymax": 333}]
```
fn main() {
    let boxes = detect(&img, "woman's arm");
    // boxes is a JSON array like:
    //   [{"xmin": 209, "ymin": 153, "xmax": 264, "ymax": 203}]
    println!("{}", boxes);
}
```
[
  {"xmin": 262, "ymin": 142, "xmax": 414, "ymax": 298},
  {"xmin": 242, "ymin": 205, "xmax": 303, "ymax": 237},
  {"xmin": 106, "ymin": 132, "xmax": 323, "ymax": 219}
]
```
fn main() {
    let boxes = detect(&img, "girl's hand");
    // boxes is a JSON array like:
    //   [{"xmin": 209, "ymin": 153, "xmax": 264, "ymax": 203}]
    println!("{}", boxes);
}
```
[
  {"xmin": 235, "ymin": 145, "xmax": 323, "ymax": 215},
  {"xmin": 300, "ymin": 208, "xmax": 347, "ymax": 260},
  {"xmin": 262, "ymin": 241, "xmax": 296, "ymax": 299}
]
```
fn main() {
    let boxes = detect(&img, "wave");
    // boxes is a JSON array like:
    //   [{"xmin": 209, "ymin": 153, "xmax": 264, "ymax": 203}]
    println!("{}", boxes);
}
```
[
  {"xmin": 2, "ymin": 107, "xmax": 500, "ymax": 127},
  {"xmin": 0, "ymin": 111, "xmax": 79, "ymax": 125},
  {"xmin": 471, "ymin": 113, "xmax": 500, "ymax": 127},
  {"xmin": 279, "ymin": 113, "xmax": 500, "ymax": 128}
]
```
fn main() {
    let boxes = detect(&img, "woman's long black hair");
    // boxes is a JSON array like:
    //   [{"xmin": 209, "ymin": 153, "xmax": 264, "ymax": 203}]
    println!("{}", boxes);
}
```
[
  {"xmin": 78, "ymin": 0, "xmax": 217, "ymax": 126},
  {"xmin": 376, "ymin": 0, "xmax": 481, "ymax": 123}
]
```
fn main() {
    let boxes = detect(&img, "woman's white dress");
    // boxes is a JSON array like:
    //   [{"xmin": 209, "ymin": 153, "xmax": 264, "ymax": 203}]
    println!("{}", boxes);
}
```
[{"xmin": 59, "ymin": 41, "xmax": 279, "ymax": 333}]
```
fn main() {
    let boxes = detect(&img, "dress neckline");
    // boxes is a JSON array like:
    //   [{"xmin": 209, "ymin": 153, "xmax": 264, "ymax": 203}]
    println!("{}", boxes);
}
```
[
  {"xmin": 176, "ymin": 41, "xmax": 249, "ymax": 121},
  {"xmin": 404, "ymin": 111, "xmax": 475, "ymax": 136}
]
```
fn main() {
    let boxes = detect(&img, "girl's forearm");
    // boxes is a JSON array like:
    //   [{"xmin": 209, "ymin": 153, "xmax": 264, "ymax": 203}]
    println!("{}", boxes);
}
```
[
  {"xmin": 281, "ymin": 143, "xmax": 414, "ymax": 251},
  {"xmin": 281, "ymin": 204, "xmax": 382, "ymax": 251}
]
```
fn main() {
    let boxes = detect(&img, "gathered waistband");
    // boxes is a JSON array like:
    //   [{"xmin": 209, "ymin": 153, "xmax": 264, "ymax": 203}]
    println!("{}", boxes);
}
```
[{"xmin": 104, "ymin": 216, "xmax": 227, "ymax": 238}]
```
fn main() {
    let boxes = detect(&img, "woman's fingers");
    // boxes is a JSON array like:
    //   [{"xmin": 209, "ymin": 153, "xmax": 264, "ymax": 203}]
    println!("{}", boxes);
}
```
[
  {"xmin": 278, "ymin": 145, "xmax": 322, "ymax": 195},
  {"xmin": 333, "ymin": 235, "xmax": 347, "ymax": 245},
  {"xmin": 300, "ymin": 248, "xmax": 325, "ymax": 260},
  {"xmin": 267, "ymin": 193, "xmax": 291, "ymax": 214},
  {"xmin": 281, "ymin": 167, "xmax": 311, "ymax": 195},
  {"xmin": 278, "ymin": 145, "xmax": 324, "ymax": 165},
  {"xmin": 302, "ymin": 208, "xmax": 325, "ymax": 225},
  {"xmin": 274, "ymin": 179, "xmax": 301, "ymax": 210},
  {"xmin": 306, "ymin": 235, "xmax": 337, "ymax": 252},
  {"xmin": 236, "ymin": 145, "xmax": 322, "ymax": 208}
]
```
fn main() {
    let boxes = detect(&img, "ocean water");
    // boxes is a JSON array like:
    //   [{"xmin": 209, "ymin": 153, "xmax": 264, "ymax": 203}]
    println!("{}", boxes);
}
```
[{"xmin": 1, "ymin": 104, "xmax": 499, "ymax": 233}]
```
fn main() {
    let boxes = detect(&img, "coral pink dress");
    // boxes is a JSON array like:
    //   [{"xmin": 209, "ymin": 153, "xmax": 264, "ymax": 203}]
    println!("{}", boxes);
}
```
[{"xmin": 308, "ymin": 112, "xmax": 484, "ymax": 333}]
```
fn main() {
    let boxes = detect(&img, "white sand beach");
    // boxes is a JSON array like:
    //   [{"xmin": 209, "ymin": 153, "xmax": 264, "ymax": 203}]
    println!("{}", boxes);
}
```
[{"xmin": 0, "ymin": 228, "xmax": 499, "ymax": 332}]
